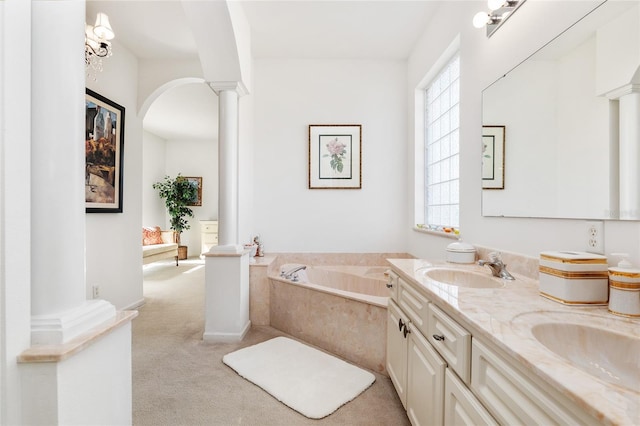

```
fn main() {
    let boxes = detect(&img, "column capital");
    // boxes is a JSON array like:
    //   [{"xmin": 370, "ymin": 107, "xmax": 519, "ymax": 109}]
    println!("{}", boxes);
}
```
[
  {"xmin": 605, "ymin": 83, "xmax": 640, "ymax": 100},
  {"xmin": 207, "ymin": 81, "xmax": 249, "ymax": 97}
]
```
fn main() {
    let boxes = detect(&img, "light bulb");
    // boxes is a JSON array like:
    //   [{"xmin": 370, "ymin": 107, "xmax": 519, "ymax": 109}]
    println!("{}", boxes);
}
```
[
  {"xmin": 488, "ymin": 0, "xmax": 505, "ymax": 11},
  {"xmin": 473, "ymin": 12, "xmax": 490, "ymax": 28}
]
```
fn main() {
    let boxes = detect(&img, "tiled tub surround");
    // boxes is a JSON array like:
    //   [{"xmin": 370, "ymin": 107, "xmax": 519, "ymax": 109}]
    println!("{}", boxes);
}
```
[
  {"xmin": 263, "ymin": 253, "xmax": 413, "ymax": 374},
  {"xmin": 388, "ymin": 258, "xmax": 639, "ymax": 426}
]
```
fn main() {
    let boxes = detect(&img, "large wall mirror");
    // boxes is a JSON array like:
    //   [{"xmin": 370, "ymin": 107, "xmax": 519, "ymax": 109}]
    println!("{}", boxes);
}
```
[{"xmin": 482, "ymin": 0, "xmax": 640, "ymax": 220}]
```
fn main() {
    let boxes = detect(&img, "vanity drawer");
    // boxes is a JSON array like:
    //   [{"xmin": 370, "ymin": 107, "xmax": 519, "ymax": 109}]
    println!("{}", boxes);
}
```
[
  {"xmin": 427, "ymin": 303, "xmax": 471, "ymax": 384},
  {"xmin": 445, "ymin": 369, "xmax": 497, "ymax": 426},
  {"xmin": 471, "ymin": 339, "xmax": 598, "ymax": 426},
  {"xmin": 386, "ymin": 270, "xmax": 399, "ymax": 301},
  {"xmin": 398, "ymin": 277, "xmax": 430, "ymax": 336}
]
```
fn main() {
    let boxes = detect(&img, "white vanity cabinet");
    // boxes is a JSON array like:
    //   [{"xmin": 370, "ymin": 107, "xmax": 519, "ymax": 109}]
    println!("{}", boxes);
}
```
[
  {"xmin": 387, "ymin": 260, "xmax": 616, "ymax": 425},
  {"xmin": 387, "ymin": 298, "xmax": 446, "ymax": 426},
  {"xmin": 386, "ymin": 270, "xmax": 490, "ymax": 426}
]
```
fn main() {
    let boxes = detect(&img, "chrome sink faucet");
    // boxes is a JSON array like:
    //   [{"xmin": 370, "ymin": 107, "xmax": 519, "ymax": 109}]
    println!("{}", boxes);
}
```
[
  {"xmin": 280, "ymin": 265, "xmax": 307, "ymax": 281},
  {"xmin": 478, "ymin": 252, "xmax": 515, "ymax": 280}
]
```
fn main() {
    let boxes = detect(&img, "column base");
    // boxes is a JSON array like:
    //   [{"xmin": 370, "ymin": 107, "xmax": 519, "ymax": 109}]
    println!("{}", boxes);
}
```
[
  {"xmin": 203, "ymin": 320, "xmax": 251, "ymax": 343},
  {"xmin": 203, "ymin": 251, "xmax": 250, "ymax": 342},
  {"xmin": 31, "ymin": 299, "xmax": 116, "ymax": 345}
]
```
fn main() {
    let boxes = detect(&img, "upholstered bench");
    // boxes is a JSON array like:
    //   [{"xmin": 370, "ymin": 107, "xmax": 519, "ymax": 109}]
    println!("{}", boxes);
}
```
[{"xmin": 142, "ymin": 227, "xmax": 179, "ymax": 266}]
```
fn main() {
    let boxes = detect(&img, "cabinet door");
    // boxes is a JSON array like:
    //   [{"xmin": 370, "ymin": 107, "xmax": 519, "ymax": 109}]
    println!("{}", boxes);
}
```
[
  {"xmin": 387, "ymin": 299, "xmax": 408, "ymax": 408},
  {"xmin": 444, "ymin": 369, "xmax": 497, "ymax": 426},
  {"xmin": 406, "ymin": 326, "xmax": 446, "ymax": 426}
]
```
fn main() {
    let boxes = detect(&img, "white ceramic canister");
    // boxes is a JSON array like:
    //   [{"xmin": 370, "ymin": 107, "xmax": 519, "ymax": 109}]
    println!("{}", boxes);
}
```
[
  {"xmin": 538, "ymin": 251, "xmax": 609, "ymax": 305},
  {"xmin": 608, "ymin": 256, "xmax": 640, "ymax": 318},
  {"xmin": 446, "ymin": 240, "xmax": 477, "ymax": 264}
]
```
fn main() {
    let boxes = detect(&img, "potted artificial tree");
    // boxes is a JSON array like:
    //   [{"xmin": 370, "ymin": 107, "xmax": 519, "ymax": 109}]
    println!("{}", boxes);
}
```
[{"xmin": 152, "ymin": 174, "xmax": 199, "ymax": 260}]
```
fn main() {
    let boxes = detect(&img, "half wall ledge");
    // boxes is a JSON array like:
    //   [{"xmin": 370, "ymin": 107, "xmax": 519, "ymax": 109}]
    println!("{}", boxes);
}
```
[{"xmin": 18, "ymin": 310, "xmax": 138, "ymax": 363}]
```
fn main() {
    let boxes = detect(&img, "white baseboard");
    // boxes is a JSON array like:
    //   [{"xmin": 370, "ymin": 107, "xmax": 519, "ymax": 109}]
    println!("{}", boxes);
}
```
[{"xmin": 122, "ymin": 298, "xmax": 145, "ymax": 311}]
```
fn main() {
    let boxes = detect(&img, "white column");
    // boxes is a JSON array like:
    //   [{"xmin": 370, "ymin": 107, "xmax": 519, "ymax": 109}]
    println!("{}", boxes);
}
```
[
  {"xmin": 618, "ymin": 89, "xmax": 640, "ymax": 219},
  {"xmin": 29, "ymin": 0, "xmax": 114, "ymax": 345},
  {"xmin": 208, "ymin": 81, "xmax": 246, "ymax": 252},
  {"xmin": 203, "ymin": 81, "xmax": 250, "ymax": 342}
]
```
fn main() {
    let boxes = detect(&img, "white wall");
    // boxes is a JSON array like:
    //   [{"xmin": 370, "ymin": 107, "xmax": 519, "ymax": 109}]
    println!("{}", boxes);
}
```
[
  {"xmin": 86, "ymin": 39, "xmax": 144, "ymax": 310},
  {"xmin": 164, "ymin": 138, "xmax": 219, "ymax": 256},
  {"xmin": 252, "ymin": 59, "xmax": 407, "ymax": 252},
  {"xmin": 142, "ymin": 130, "xmax": 167, "ymax": 228},
  {"xmin": 0, "ymin": 1, "xmax": 33, "ymax": 423},
  {"xmin": 406, "ymin": 1, "xmax": 640, "ymax": 264}
]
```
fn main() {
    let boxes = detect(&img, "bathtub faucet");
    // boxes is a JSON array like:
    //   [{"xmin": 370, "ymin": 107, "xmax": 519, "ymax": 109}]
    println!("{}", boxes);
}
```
[{"xmin": 280, "ymin": 265, "xmax": 307, "ymax": 281}]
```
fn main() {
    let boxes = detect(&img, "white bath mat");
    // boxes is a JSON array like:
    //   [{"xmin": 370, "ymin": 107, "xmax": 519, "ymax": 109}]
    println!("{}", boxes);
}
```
[{"xmin": 222, "ymin": 336, "xmax": 375, "ymax": 419}]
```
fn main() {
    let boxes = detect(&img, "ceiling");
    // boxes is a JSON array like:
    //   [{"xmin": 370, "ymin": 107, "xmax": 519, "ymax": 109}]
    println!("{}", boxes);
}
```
[{"xmin": 86, "ymin": 1, "xmax": 440, "ymax": 140}]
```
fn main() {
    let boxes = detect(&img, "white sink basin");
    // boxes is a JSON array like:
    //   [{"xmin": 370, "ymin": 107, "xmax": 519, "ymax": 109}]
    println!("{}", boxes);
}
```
[
  {"xmin": 531, "ymin": 322, "xmax": 640, "ymax": 392},
  {"xmin": 423, "ymin": 268, "xmax": 506, "ymax": 288}
]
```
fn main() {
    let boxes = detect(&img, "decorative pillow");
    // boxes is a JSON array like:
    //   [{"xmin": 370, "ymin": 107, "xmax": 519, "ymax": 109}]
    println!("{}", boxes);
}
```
[{"xmin": 142, "ymin": 226, "xmax": 163, "ymax": 246}]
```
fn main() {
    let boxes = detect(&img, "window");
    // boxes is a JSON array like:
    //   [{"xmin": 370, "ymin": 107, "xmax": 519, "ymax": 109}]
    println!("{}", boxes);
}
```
[{"xmin": 424, "ymin": 54, "xmax": 460, "ymax": 229}]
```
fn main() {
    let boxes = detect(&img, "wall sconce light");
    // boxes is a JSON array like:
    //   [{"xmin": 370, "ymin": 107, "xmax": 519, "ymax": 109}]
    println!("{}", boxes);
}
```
[
  {"xmin": 85, "ymin": 12, "xmax": 115, "ymax": 77},
  {"xmin": 473, "ymin": 0, "xmax": 525, "ymax": 37}
]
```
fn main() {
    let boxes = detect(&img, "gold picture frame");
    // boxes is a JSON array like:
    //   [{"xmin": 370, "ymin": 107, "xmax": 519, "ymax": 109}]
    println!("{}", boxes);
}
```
[{"xmin": 184, "ymin": 176, "xmax": 202, "ymax": 206}]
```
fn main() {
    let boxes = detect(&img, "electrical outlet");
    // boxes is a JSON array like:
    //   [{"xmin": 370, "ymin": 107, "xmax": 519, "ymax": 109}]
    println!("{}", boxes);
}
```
[
  {"xmin": 586, "ymin": 221, "xmax": 604, "ymax": 254},
  {"xmin": 92, "ymin": 285, "xmax": 100, "ymax": 299}
]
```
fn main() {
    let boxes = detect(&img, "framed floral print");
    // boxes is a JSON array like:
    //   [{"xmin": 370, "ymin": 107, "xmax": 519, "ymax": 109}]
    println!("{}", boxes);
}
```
[{"xmin": 308, "ymin": 124, "xmax": 361, "ymax": 189}]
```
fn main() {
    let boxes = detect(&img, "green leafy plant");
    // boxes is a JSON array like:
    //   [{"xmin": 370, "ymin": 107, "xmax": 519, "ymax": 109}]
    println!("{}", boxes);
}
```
[{"xmin": 152, "ymin": 174, "xmax": 198, "ymax": 245}]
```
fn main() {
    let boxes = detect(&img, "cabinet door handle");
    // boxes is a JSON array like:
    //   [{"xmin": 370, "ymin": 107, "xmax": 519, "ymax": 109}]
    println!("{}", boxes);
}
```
[
  {"xmin": 398, "ymin": 318, "xmax": 405, "ymax": 332},
  {"xmin": 386, "ymin": 282, "xmax": 393, "ymax": 288},
  {"xmin": 432, "ymin": 334, "xmax": 445, "ymax": 341},
  {"xmin": 403, "ymin": 324, "xmax": 411, "ymax": 338}
]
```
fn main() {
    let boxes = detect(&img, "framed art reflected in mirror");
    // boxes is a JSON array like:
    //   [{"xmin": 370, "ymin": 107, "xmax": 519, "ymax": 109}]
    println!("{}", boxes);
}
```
[{"xmin": 482, "ymin": 125, "xmax": 505, "ymax": 190}]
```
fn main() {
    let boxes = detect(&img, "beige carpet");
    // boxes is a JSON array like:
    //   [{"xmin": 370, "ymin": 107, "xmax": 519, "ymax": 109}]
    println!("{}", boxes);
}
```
[{"xmin": 134, "ymin": 258, "xmax": 409, "ymax": 426}]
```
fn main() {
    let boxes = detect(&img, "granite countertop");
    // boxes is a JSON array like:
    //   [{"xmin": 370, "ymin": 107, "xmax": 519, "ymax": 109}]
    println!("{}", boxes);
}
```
[{"xmin": 387, "ymin": 258, "xmax": 639, "ymax": 426}]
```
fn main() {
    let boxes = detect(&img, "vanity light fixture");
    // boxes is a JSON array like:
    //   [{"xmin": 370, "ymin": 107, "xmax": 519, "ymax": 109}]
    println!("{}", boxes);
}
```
[
  {"xmin": 85, "ymin": 12, "xmax": 115, "ymax": 78},
  {"xmin": 473, "ymin": 0, "xmax": 525, "ymax": 37}
]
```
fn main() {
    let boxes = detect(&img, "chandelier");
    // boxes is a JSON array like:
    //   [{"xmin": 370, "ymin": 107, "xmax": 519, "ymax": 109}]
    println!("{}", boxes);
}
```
[{"xmin": 85, "ymin": 13, "xmax": 115, "ymax": 79}]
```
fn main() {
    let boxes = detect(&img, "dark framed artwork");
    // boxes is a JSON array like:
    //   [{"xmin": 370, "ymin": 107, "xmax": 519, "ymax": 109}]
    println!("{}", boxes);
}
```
[
  {"xmin": 184, "ymin": 176, "xmax": 203, "ymax": 206},
  {"xmin": 308, "ymin": 124, "xmax": 362, "ymax": 189},
  {"xmin": 85, "ymin": 88, "xmax": 125, "ymax": 213}
]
